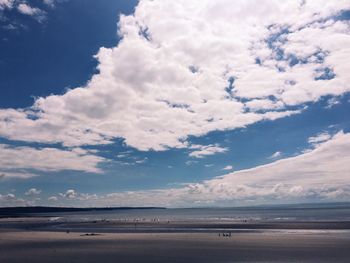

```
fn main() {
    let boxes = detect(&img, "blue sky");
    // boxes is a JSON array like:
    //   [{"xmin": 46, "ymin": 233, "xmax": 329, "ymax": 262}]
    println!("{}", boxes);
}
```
[
  {"xmin": 1, "ymin": 0, "xmax": 137, "ymax": 108},
  {"xmin": 0, "ymin": 0, "xmax": 350, "ymax": 207}
]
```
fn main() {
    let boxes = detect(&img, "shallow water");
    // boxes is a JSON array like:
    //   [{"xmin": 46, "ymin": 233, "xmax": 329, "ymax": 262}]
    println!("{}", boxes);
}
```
[{"xmin": 40, "ymin": 203, "xmax": 350, "ymax": 222}]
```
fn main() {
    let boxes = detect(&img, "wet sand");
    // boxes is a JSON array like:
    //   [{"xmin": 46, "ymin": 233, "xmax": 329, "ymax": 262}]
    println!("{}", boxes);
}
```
[{"xmin": 1, "ymin": 218, "xmax": 350, "ymax": 262}]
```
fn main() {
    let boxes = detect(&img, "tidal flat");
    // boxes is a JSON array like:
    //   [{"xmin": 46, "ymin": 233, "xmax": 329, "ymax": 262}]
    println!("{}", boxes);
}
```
[{"xmin": 1, "ymin": 215, "xmax": 350, "ymax": 263}]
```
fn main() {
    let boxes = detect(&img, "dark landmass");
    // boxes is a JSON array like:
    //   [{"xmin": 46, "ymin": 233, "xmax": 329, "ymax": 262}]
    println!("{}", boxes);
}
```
[
  {"xmin": 0, "ymin": 206, "xmax": 165, "ymax": 218},
  {"xmin": 2, "ymin": 201, "xmax": 350, "ymax": 216}
]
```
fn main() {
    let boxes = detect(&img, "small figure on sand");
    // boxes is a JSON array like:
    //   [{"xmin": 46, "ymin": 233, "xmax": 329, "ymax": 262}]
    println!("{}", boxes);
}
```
[{"xmin": 220, "ymin": 232, "xmax": 232, "ymax": 237}]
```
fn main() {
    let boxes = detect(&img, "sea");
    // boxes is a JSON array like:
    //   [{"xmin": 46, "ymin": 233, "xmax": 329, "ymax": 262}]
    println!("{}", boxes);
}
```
[{"xmin": 46, "ymin": 203, "xmax": 350, "ymax": 223}]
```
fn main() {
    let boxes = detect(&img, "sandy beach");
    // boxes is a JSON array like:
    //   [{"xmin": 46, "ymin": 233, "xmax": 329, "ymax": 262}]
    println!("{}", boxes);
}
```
[
  {"xmin": 1, "ymin": 230, "xmax": 350, "ymax": 263},
  {"xmin": 1, "ymin": 217, "xmax": 350, "ymax": 262}
]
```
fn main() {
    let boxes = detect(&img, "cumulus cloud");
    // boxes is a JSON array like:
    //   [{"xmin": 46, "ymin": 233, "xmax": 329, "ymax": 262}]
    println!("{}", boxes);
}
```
[
  {"xmin": 0, "ymin": 144, "xmax": 106, "ymax": 179},
  {"xmin": 0, "ymin": 0, "xmax": 14, "ymax": 10},
  {"xmin": 17, "ymin": 3, "xmax": 46, "ymax": 21},
  {"xmin": 0, "ymin": 193, "xmax": 26, "ymax": 206},
  {"xmin": 57, "ymin": 189, "xmax": 99, "ymax": 202},
  {"xmin": 48, "ymin": 196, "xmax": 58, "ymax": 201},
  {"xmin": 17, "ymin": 3, "xmax": 40, "ymax": 15},
  {"xmin": 53, "ymin": 131, "xmax": 350, "ymax": 207},
  {"xmin": 60, "ymin": 189, "xmax": 77, "ymax": 199},
  {"xmin": 2, "ymin": 0, "xmax": 348, "ymax": 151},
  {"xmin": 1, "ymin": 0, "xmax": 59, "ymax": 27},
  {"xmin": 189, "ymin": 144, "xmax": 228, "ymax": 158},
  {"xmin": 25, "ymin": 188, "xmax": 41, "ymax": 196}
]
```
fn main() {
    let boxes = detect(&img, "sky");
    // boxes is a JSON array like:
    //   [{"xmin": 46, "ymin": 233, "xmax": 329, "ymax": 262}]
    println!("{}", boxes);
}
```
[{"xmin": 0, "ymin": 0, "xmax": 349, "ymax": 207}]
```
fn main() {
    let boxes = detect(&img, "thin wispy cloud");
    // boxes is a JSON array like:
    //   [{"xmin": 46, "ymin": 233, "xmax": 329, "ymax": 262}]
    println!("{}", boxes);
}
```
[
  {"xmin": 189, "ymin": 144, "xmax": 228, "ymax": 158},
  {"xmin": 308, "ymin": 132, "xmax": 332, "ymax": 145},
  {"xmin": 269, "ymin": 151, "xmax": 282, "ymax": 159}
]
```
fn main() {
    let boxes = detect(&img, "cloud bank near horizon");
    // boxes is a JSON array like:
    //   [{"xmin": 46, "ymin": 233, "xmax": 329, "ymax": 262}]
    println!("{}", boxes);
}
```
[
  {"xmin": 62, "ymin": 131, "xmax": 350, "ymax": 207},
  {"xmin": 2, "ymin": 131, "xmax": 349, "ymax": 207}
]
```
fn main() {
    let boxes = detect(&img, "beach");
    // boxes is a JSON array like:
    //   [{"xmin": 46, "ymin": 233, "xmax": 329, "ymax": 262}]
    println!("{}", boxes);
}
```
[{"xmin": 1, "ymin": 217, "xmax": 350, "ymax": 262}]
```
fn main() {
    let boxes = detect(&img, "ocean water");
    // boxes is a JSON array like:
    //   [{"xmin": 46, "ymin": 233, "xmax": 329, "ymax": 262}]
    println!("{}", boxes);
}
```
[{"xmin": 46, "ymin": 203, "xmax": 350, "ymax": 222}]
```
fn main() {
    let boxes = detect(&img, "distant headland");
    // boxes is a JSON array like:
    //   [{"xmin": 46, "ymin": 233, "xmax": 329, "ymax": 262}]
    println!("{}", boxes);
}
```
[{"xmin": 0, "ymin": 206, "xmax": 166, "ymax": 218}]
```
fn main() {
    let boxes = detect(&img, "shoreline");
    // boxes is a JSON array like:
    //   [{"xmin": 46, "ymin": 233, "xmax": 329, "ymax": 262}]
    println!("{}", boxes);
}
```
[{"xmin": 2, "ymin": 217, "xmax": 350, "ymax": 233}]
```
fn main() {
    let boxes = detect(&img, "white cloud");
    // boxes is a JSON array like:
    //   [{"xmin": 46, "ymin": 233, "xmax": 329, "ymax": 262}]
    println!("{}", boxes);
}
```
[
  {"xmin": 53, "ymin": 131, "xmax": 350, "ymax": 207},
  {"xmin": 0, "ymin": 193, "xmax": 26, "ymax": 206},
  {"xmin": 57, "ymin": 189, "xmax": 99, "ymax": 202},
  {"xmin": 269, "ymin": 151, "xmax": 282, "ymax": 159},
  {"xmin": 0, "ymin": 144, "xmax": 106, "ymax": 179},
  {"xmin": 1, "ymin": 0, "xmax": 64, "ymax": 29},
  {"xmin": 185, "ymin": 160, "xmax": 197, "ymax": 166},
  {"xmin": 189, "ymin": 131, "xmax": 350, "ymax": 205},
  {"xmin": 60, "ymin": 189, "xmax": 77, "ymax": 199},
  {"xmin": 25, "ymin": 188, "xmax": 41, "ymax": 196},
  {"xmin": 2, "ymin": 193, "xmax": 15, "ymax": 200},
  {"xmin": 222, "ymin": 165, "xmax": 233, "ymax": 171},
  {"xmin": 42, "ymin": 0, "xmax": 55, "ymax": 7},
  {"xmin": 17, "ymin": 3, "xmax": 46, "ymax": 21},
  {"xmin": 48, "ymin": 196, "xmax": 58, "ymax": 201},
  {"xmin": 308, "ymin": 132, "xmax": 332, "ymax": 145},
  {"xmin": 135, "ymin": 157, "xmax": 148, "ymax": 164},
  {"xmin": 326, "ymin": 97, "xmax": 341, "ymax": 109},
  {"xmin": 245, "ymin": 99, "xmax": 285, "ymax": 112},
  {"xmin": 189, "ymin": 144, "xmax": 228, "ymax": 158},
  {"xmin": 0, "ymin": 0, "xmax": 14, "ymax": 10},
  {"xmin": 2, "ymin": 0, "xmax": 348, "ymax": 151},
  {"xmin": 17, "ymin": 3, "xmax": 42, "ymax": 15},
  {"xmin": 0, "ymin": 171, "xmax": 38, "ymax": 179}
]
